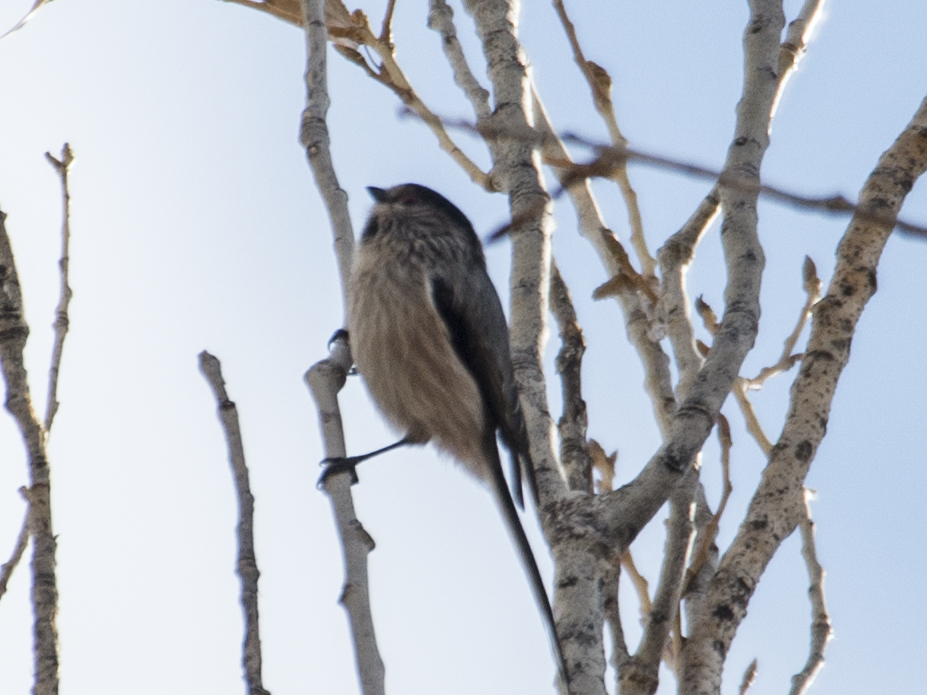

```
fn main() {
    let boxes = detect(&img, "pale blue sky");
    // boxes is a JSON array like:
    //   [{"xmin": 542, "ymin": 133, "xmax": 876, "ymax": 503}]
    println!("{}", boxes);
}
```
[{"xmin": 0, "ymin": 1, "xmax": 925, "ymax": 694}]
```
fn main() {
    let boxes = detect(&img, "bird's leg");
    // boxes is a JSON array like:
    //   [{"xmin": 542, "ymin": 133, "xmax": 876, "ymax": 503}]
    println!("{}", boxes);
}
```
[{"xmin": 318, "ymin": 437, "xmax": 414, "ymax": 487}]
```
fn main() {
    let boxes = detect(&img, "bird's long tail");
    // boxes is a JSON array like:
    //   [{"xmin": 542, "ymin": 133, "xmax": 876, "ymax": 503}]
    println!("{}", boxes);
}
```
[{"xmin": 483, "ymin": 431, "xmax": 569, "ymax": 688}]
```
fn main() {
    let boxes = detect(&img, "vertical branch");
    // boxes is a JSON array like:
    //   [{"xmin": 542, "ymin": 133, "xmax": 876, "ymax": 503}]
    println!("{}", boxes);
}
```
[
  {"xmin": 306, "ymin": 335, "xmax": 385, "ymax": 695},
  {"xmin": 788, "ymin": 490, "xmax": 832, "ymax": 695},
  {"xmin": 462, "ymin": 0, "xmax": 562, "ymax": 497},
  {"xmin": 299, "ymin": 1, "xmax": 385, "ymax": 693},
  {"xmin": 43, "ymin": 144, "xmax": 75, "ymax": 435},
  {"xmin": 0, "ymin": 208, "xmax": 58, "ymax": 695},
  {"xmin": 199, "ymin": 352, "xmax": 270, "ymax": 695},
  {"xmin": 299, "ymin": 0, "xmax": 355, "ymax": 312},
  {"xmin": 657, "ymin": 0, "xmax": 824, "ymax": 399},
  {"xmin": 549, "ymin": 262, "xmax": 591, "ymax": 493}
]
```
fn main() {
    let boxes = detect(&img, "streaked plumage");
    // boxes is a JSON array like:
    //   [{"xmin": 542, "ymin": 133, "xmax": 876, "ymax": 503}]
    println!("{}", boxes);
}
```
[{"xmin": 347, "ymin": 183, "xmax": 566, "ymax": 683}]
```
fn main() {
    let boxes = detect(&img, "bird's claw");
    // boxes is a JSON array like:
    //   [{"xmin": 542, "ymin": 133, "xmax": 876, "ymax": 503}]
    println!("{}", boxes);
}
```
[{"xmin": 318, "ymin": 456, "xmax": 360, "ymax": 488}]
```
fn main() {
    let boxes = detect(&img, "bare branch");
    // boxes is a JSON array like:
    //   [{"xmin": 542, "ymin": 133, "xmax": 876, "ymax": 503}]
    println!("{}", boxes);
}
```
[
  {"xmin": 0, "ymin": 207, "xmax": 59, "ymax": 695},
  {"xmin": 739, "ymin": 659, "xmax": 759, "ymax": 695},
  {"xmin": 590, "ymin": 440, "xmax": 616, "ymax": 494},
  {"xmin": 299, "ymin": 1, "xmax": 385, "ymax": 692},
  {"xmin": 0, "ymin": 489, "xmax": 31, "ymax": 603},
  {"xmin": 379, "ymin": 0, "xmax": 397, "ymax": 43},
  {"xmin": 199, "ymin": 352, "xmax": 270, "ymax": 695},
  {"xmin": 552, "ymin": 0, "xmax": 655, "ymax": 278},
  {"xmin": 43, "ymin": 144, "xmax": 75, "ymax": 435},
  {"xmin": 604, "ymin": 560, "xmax": 631, "ymax": 675},
  {"xmin": 550, "ymin": 262, "xmax": 592, "ymax": 492},
  {"xmin": 427, "ymin": 0, "xmax": 492, "ymax": 120},
  {"xmin": 620, "ymin": 550, "xmax": 652, "ymax": 619},
  {"xmin": 306, "ymin": 334, "xmax": 385, "ymax": 695},
  {"xmin": 531, "ymin": 90, "xmax": 676, "ymax": 436},
  {"xmin": 298, "ymin": 0, "xmax": 356, "ymax": 309},
  {"xmin": 0, "ymin": 0, "xmax": 55, "ymax": 40},
  {"xmin": 626, "ymin": 473, "xmax": 697, "ymax": 692},
  {"xmin": 327, "ymin": 0, "xmax": 492, "ymax": 189},
  {"xmin": 788, "ymin": 490, "xmax": 833, "ymax": 695},
  {"xmin": 684, "ymin": 93, "xmax": 927, "ymax": 693},
  {"xmin": 732, "ymin": 381, "xmax": 773, "ymax": 454},
  {"xmin": 220, "ymin": 0, "xmax": 301, "ymax": 25},
  {"xmin": 684, "ymin": 415, "xmax": 733, "ymax": 591},
  {"xmin": 744, "ymin": 256, "xmax": 821, "ymax": 388}
]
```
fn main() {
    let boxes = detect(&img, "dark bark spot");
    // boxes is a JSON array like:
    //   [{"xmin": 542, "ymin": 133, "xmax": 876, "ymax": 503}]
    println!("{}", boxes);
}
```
[
  {"xmin": 840, "ymin": 282, "xmax": 854, "ymax": 297},
  {"xmin": 867, "ymin": 268, "xmax": 878, "ymax": 293},
  {"xmin": 734, "ymin": 136, "xmax": 748, "ymax": 146},
  {"xmin": 795, "ymin": 440, "xmax": 813, "ymax": 462},
  {"xmin": 713, "ymin": 604, "xmax": 734, "ymax": 621},
  {"xmin": 713, "ymin": 640, "xmax": 727, "ymax": 656},
  {"xmin": 558, "ymin": 576, "xmax": 578, "ymax": 589},
  {"xmin": 749, "ymin": 518, "xmax": 767, "ymax": 531}
]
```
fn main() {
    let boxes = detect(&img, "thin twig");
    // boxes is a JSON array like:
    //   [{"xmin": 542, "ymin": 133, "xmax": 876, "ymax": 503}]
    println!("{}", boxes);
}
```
[
  {"xmin": 220, "ymin": 0, "xmax": 301, "ymax": 25},
  {"xmin": 199, "ymin": 352, "xmax": 270, "ymax": 695},
  {"xmin": 0, "ymin": 489, "xmax": 31, "ymax": 603},
  {"xmin": 530, "ymin": 91, "xmax": 676, "ymax": 435},
  {"xmin": 744, "ymin": 256, "xmax": 821, "ymax": 388},
  {"xmin": 683, "ymin": 414, "xmax": 732, "ymax": 592},
  {"xmin": 411, "ymin": 110, "xmax": 927, "ymax": 243},
  {"xmin": 695, "ymin": 297, "xmax": 774, "ymax": 454},
  {"xmin": 379, "ymin": 0, "xmax": 397, "ymax": 43},
  {"xmin": 732, "ymin": 381, "xmax": 773, "ymax": 454},
  {"xmin": 620, "ymin": 550, "xmax": 653, "ymax": 619},
  {"xmin": 739, "ymin": 659, "xmax": 759, "ymax": 695},
  {"xmin": 550, "ymin": 261, "xmax": 591, "ymax": 493},
  {"xmin": 551, "ymin": 0, "xmax": 655, "ymax": 278},
  {"xmin": 43, "ymin": 144, "xmax": 75, "ymax": 435},
  {"xmin": 788, "ymin": 490, "xmax": 833, "ymax": 695},
  {"xmin": 427, "ymin": 0, "xmax": 492, "ymax": 120},
  {"xmin": 326, "ymin": 0, "xmax": 492, "ymax": 189}
]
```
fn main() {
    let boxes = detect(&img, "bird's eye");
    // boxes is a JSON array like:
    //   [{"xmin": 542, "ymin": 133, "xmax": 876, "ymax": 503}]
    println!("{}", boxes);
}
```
[{"xmin": 400, "ymin": 196, "xmax": 419, "ymax": 206}]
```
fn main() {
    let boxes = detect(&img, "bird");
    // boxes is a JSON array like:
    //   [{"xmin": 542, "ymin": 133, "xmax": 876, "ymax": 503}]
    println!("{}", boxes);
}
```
[{"xmin": 325, "ymin": 183, "xmax": 568, "ymax": 685}]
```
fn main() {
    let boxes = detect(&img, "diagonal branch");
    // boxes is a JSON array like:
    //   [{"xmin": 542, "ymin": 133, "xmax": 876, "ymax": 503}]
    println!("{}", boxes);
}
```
[
  {"xmin": 683, "ymin": 93, "xmax": 927, "ymax": 694},
  {"xmin": 427, "ymin": 0, "xmax": 492, "ymax": 121},
  {"xmin": 0, "ymin": 489, "xmax": 31, "ymax": 603},
  {"xmin": 552, "ymin": 0, "xmax": 655, "ymax": 278},
  {"xmin": 326, "ymin": 0, "xmax": 492, "ymax": 189}
]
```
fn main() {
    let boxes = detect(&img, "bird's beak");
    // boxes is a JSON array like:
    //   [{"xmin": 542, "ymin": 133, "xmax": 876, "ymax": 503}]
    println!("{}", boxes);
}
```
[{"xmin": 367, "ymin": 186, "xmax": 388, "ymax": 202}]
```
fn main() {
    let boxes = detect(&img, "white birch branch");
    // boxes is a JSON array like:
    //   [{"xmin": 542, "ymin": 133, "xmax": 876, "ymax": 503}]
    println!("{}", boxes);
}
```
[
  {"xmin": 0, "ymin": 207, "xmax": 59, "ymax": 695},
  {"xmin": 43, "ymin": 144, "xmax": 75, "ymax": 435},
  {"xmin": 298, "ymin": 1, "xmax": 385, "ymax": 692},
  {"xmin": 788, "ymin": 490, "xmax": 832, "ymax": 695},
  {"xmin": 681, "ymin": 93, "xmax": 927, "ymax": 694},
  {"xmin": 427, "ymin": 0, "xmax": 492, "ymax": 121},
  {"xmin": 549, "ymin": 262, "xmax": 592, "ymax": 493},
  {"xmin": 199, "ymin": 352, "xmax": 271, "ymax": 695}
]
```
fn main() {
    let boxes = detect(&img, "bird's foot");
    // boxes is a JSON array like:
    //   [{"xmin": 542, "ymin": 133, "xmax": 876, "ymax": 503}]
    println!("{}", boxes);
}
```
[{"xmin": 318, "ymin": 456, "xmax": 361, "ymax": 487}]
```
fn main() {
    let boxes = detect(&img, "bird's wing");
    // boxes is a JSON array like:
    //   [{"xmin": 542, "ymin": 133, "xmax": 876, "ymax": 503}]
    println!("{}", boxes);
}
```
[{"xmin": 431, "ymin": 268, "xmax": 537, "ymax": 508}]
